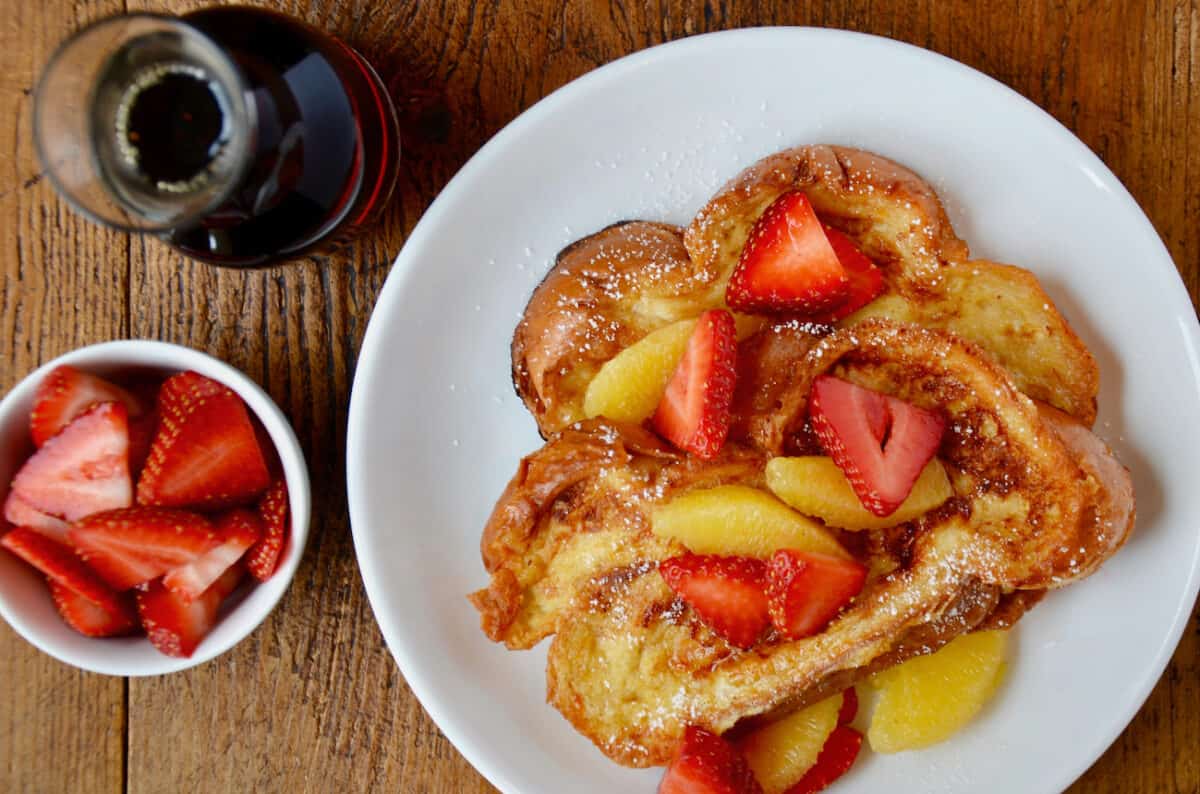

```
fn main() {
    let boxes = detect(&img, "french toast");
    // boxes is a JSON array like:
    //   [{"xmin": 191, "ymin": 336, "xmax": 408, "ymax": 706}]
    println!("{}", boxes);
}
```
[
  {"xmin": 514, "ymin": 145, "xmax": 1098, "ymax": 436},
  {"xmin": 473, "ymin": 145, "xmax": 1134, "ymax": 777}
]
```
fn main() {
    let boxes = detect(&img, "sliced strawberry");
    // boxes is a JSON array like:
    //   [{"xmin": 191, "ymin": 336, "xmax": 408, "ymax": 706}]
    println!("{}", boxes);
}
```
[
  {"xmin": 652, "ymin": 309, "xmax": 738, "ymax": 459},
  {"xmin": 3, "ymin": 491, "xmax": 71, "ymax": 543},
  {"xmin": 164, "ymin": 509, "xmax": 261, "ymax": 601},
  {"xmin": 1, "ymin": 527, "xmax": 126, "ymax": 614},
  {"xmin": 11, "ymin": 402, "xmax": 132, "ymax": 522},
  {"xmin": 70, "ymin": 507, "xmax": 218, "ymax": 591},
  {"xmin": 105, "ymin": 374, "xmax": 161, "ymax": 475},
  {"xmin": 137, "ymin": 562, "xmax": 244, "ymax": 658},
  {"xmin": 659, "ymin": 726, "xmax": 764, "ymax": 794},
  {"xmin": 136, "ymin": 371, "xmax": 271, "ymax": 510},
  {"xmin": 727, "ymin": 192, "xmax": 849, "ymax": 315},
  {"xmin": 30, "ymin": 365, "xmax": 144, "ymax": 448},
  {"xmin": 784, "ymin": 726, "xmax": 863, "ymax": 794},
  {"xmin": 809, "ymin": 376, "xmax": 946, "ymax": 516},
  {"xmin": 837, "ymin": 687, "xmax": 858, "ymax": 726},
  {"xmin": 245, "ymin": 478, "xmax": 288, "ymax": 582},
  {"xmin": 659, "ymin": 554, "xmax": 769, "ymax": 649},
  {"xmin": 49, "ymin": 581, "xmax": 138, "ymax": 638},
  {"xmin": 127, "ymin": 414, "xmax": 158, "ymax": 476},
  {"xmin": 765, "ymin": 550, "xmax": 867, "ymax": 640},
  {"xmin": 812, "ymin": 228, "xmax": 885, "ymax": 323}
]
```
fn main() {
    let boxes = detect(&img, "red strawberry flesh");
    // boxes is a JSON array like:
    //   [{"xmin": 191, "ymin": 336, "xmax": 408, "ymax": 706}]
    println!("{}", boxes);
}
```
[
  {"xmin": 3, "ymin": 491, "xmax": 71, "ymax": 544},
  {"xmin": 70, "ymin": 507, "xmax": 218, "ymax": 591},
  {"xmin": 31, "ymin": 365, "xmax": 143, "ymax": 448},
  {"xmin": 659, "ymin": 726, "xmax": 764, "ymax": 794},
  {"xmin": 765, "ymin": 549, "xmax": 867, "ymax": 640},
  {"xmin": 137, "ymin": 562, "xmax": 244, "ymax": 658},
  {"xmin": 11, "ymin": 402, "xmax": 132, "ymax": 522},
  {"xmin": 246, "ymin": 478, "xmax": 289, "ymax": 582},
  {"xmin": 809, "ymin": 375, "xmax": 945, "ymax": 516},
  {"xmin": 50, "ymin": 581, "xmax": 138, "ymax": 638},
  {"xmin": 136, "ymin": 371, "xmax": 271, "ymax": 510},
  {"xmin": 784, "ymin": 726, "xmax": 863, "ymax": 794},
  {"xmin": 1, "ymin": 527, "xmax": 125, "ymax": 614},
  {"xmin": 652, "ymin": 309, "xmax": 738, "ymax": 460},
  {"xmin": 164, "ymin": 508, "xmax": 261, "ymax": 602},
  {"xmin": 726, "ymin": 192, "xmax": 848, "ymax": 315},
  {"xmin": 837, "ymin": 687, "xmax": 858, "ymax": 726},
  {"xmin": 659, "ymin": 554, "xmax": 769, "ymax": 649},
  {"xmin": 812, "ymin": 227, "xmax": 885, "ymax": 323}
]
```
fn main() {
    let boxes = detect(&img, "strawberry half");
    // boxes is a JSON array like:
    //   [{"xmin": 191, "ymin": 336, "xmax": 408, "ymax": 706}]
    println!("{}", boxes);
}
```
[
  {"xmin": 30, "ymin": 365, "xmax": 143, "ymax": 448},
  {"xmin": 11, "ymin": 402, "xmax": 132, "ymax": 522},
  {"xmin": 837, "ymin": 687, "xmax": 858, "ymax": 726},
  {"xmin": 652, "ymin": 309, "xmax": 738, "ymax": 459},
  {"xmin": 70, "ymin": 507, "xmax": 218, "ymax": 591},
  {"xmin": 1, "ymin": 527, "xmax": 126, "ymax": 615},
  {"xmin": 3, "ymin": 491, "xmax": 71, "ymax": 544},
  {"xmin": 164, "ymin": 508, "xmax": 261, "ymax": 601},
  {"xmin": 136, "ymin": 371, "xmax": 271, "ymax": 510},
  {"xmin": 660, "ymin": 726, "xmax": 764, "ymax": 794},
  {"xmin": 784, "ymin": 726, "xmax": 863, "ymax": 794},
  {"xmin": 137, "ymin": 562, "xmax": 244, "ymax": 658},
  {"xmin": 809, "ymin": 375, "xmax": 946, "ymax": 516},
  {"xmin": 813, "ymin": 228, "xmax": 884, "ymax": 323},
  {"xmin": 659, "ymin": 554, "xmax": 769, "ymax": 649},
  {"xmin": 50, "ymin": 581, "xmax": 138, "ymax": 638},
  {"xmin": 765, "ymin": 549, "xmax": 867, "ymax": 640},
  {"xmin": 726, "ymin": 192, "xmax": 849, "ymax": 315},
  {"xmin": 245, "ymin": 478, "xmax": 288, "ymax": 582}
]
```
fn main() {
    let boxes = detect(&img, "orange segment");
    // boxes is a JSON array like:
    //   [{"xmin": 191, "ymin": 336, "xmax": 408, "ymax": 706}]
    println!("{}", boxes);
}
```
[
  {"xmin": 738, "ymin": 692, "xmax": 843, "ymax": 794},
  {"xmin": 651, "ymin": 484, "xmax": 848, "ymax": 559},
  {"xmin": 868, "ymin": 629, "xmax": 1008, "ymax": 753},
  {"xmin": 765, "ymin": 456, "xmax": 952, "ymax": 531}
]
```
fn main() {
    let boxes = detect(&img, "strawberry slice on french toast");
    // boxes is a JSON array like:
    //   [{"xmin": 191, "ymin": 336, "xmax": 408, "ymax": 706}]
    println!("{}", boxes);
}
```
[
  {"xmin": 652, "ymin": 309, "xmax": 738, "ymax": 460},
  {"xmin": 659, "ymin": 726, "xmax": 764, "ymax": 794},
  {"xmin": 659, "ymin": 554, "xmax": 770, "ymax": 650},
  {"xmin": 726, "ymin": 192, "xmax": 848, "ymax": 315},
  {"xmin": 809, "ymin": 375, "xmax": 945, "ymax": 517}
]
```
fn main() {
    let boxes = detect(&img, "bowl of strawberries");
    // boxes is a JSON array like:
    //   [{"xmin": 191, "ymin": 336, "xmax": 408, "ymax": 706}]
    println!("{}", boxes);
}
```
[{"xmin": 0, "ymin": 341, "xmax": 310, "ymax": 675}]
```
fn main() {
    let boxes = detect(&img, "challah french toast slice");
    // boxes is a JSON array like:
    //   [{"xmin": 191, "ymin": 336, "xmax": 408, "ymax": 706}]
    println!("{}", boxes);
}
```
[
  {"xmin": 685, "ymin": 144, "xmax": 1099, "ymax": 424},
  {"xmin": 513, "ymin": 146, "xmax": 1099, "ymax": 437},
  {"xmin": 472, "ymin": 321, "xmax": 1133, "ymax": 767},
  {"xmin": 478, "ymin": 145, "xmax": 1130, "ymax": 777}
]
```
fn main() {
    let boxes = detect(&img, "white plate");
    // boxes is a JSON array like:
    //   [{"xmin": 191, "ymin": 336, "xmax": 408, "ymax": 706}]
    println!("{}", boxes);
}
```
[{"xmin": 347, "ymin": 28, "xmax": 1200, "ymax": 794}]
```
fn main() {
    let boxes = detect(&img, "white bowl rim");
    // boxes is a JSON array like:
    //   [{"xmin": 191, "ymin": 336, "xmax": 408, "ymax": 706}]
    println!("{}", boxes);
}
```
[{"xmin": 0, "ymin": 339, "xmax": 312, "ymax": 676}]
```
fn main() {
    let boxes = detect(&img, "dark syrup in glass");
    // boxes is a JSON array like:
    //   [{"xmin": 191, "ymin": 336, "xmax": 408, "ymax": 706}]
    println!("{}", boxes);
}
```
[{"xmin": 110, "ymin": 7, "xmax": 400, "ymax": 267}]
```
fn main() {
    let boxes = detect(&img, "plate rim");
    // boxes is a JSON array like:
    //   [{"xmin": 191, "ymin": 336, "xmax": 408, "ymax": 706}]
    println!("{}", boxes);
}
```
[{"xmin": 347, "ymin": 25, "xmax": 1200, "ymax": 794}]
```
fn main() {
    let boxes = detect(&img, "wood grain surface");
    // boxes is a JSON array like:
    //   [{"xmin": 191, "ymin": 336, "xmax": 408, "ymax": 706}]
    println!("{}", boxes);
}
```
[{"xmin": 0, "ymin": 1, "xmax": 1196, "ymax": 792}]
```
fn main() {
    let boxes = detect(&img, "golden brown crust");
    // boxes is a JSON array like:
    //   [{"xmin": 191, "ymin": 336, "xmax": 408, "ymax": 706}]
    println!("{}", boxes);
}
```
[
  {"xmin": 1034, "ymin": 402, "xmax": 1135, "ymax": 577},
  {"xmin": 469, "ymin": 418, "xmax": 763, "ymax": 649},
  {"xmin": 512, "ymin": 221, "xmax": 719, "ymax": 435},
  {"xmin": 513, "ymin": 146, "xmax": 1099, "ymax": 443},
  {"xmin": 474, "ymin": 322, "xmax": 1134, "ymax": 766},
  {"xmin": 477, "ymin": 145, "xmax": 1131, "ymax": 767},
  {"xmin": 846, "ymin": 260, "xmax": 1100, "ymax": 424}
]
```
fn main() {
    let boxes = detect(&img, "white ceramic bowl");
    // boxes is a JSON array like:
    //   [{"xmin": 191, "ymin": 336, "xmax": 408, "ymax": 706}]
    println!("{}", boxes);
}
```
[{"xmin": 0, "ymin": 340, "xmax": 311, "ymax": 675}]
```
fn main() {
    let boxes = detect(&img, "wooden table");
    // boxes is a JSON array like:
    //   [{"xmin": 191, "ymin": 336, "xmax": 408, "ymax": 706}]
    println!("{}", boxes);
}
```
[{"xmin": 1, "ymin": 1, "xmax": 1196, "ymax": 791}]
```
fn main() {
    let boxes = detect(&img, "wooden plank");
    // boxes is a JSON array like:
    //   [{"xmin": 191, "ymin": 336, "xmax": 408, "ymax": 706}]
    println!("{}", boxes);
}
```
[
  {"xmin": 0, "ymin": 1, "xmax": 129, "ymax": 793},
  {"xmin": 129, "ymin": 0, "xmax": 1198, "ymax": 791},
  {"xmin": 121, "ymin": 0, "xmax": 495, "ymax": 790},
  {"xmin": 0, "ymin": 0, "xmax": 1185, "ymax": 792}
]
